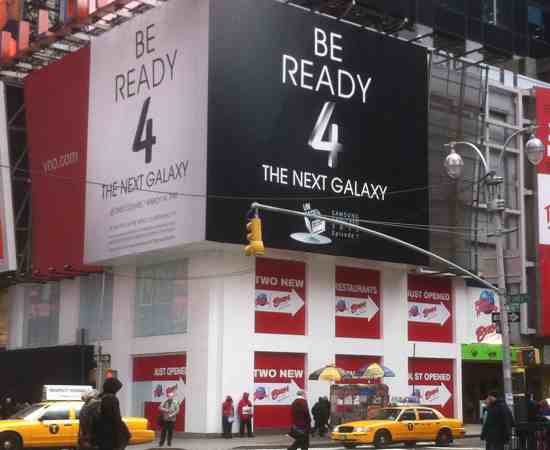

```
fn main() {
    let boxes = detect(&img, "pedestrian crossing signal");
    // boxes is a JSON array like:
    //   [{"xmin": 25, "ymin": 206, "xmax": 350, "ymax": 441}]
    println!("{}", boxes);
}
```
[{"xmin": 245, "ymin": 217, "xmax": 264, "ymax": 256}]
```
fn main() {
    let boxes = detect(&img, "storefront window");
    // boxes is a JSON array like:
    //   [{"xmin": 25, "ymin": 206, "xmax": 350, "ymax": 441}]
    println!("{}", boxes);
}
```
[
  {"xmin": 134, "ymin": 260, "xmax": 188, "ymax": 337},
  {"xmin": 79, "ymin": 273, "xmax": 113, "ymax": 341},
  {"xmin": 23, "ymin": 283, "xmax": 60, "ymax": 347}
]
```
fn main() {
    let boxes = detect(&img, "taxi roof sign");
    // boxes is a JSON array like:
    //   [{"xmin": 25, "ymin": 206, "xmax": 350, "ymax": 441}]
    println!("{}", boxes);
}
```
[{"xmin": 42, "ymin": 385, "xmax": 93, "ymax": 401}]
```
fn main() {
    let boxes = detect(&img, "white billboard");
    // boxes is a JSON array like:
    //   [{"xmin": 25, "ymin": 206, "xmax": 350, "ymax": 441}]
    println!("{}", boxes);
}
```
[
  {"xmin": 539, "ymin": 174, "xmax": 550, "ymax": 246},
  {"xmin": 84, "ymin": 0, "xmax": 208, "ymax": 263},
  {"xmin": 0, "ymin": 83, "xmax": 16, "ymax": 272},
  {"xmin": 468, "ymin": 287, "xmax": 501, "ymax": 345}
]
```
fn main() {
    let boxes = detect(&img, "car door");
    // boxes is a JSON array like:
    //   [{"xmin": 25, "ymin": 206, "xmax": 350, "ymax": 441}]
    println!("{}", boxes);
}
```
[
  {"xmin": 394, "ymin": 409, "xmax": 418, "ymax": 441},
  {"xmin": 417, "ymin": 409, "xmax": 440, "ymax": 440},
  {"xmin": 33, "ymin": 403, "xmax": 77, "ymax": 447}
]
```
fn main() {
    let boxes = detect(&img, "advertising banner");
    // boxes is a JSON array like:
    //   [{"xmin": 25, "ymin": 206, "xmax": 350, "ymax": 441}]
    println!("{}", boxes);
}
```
[
  {"xmin": 85, "ymin": 0, "xmax": 207, "ymax": 263},
  {"xmin": 0, "ymin": 83, "xmax": 15, "ymax": 273},
  {"xmin": 335, "ymin": 266, "xmax": 380, "ymax": 339},
  {"xmin": 409, "ymin": 358, "xmax": 454, "ymax": 417},
  {"xmin": 206, "ymin": 0, "xmax": 429, "ymax": 265},
  {"xmin": 25, "ymin": 49, "xmax": 92, "ymax": 274},
  {"xmin": 335, "ymin": 354, "xmax": 381, "ymax": 385},
  {"xmin": 133, "ymin": 354, "xmax": 186, "ymax": 431},
  {"xmin": 253, "ymin": 352, "xmax": 305, "ymax": 428},
  {"xmin": 535, "ymin": 87, "xmax": 550, "ymax": 336},
  {"xmin": 408, "ymin": 275, "xmax": 453, "ymax": 343},
  {"xmin": 468, "ymin": 285, "xmax": 501, "ymax": 344},
  {"xmin": 255, "ymin": 258, "xmax": 306, "ymax": 335}
]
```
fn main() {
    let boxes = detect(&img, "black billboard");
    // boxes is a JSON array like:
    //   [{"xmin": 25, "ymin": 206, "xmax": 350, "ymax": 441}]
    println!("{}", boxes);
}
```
[{"xmin": 206, "ymin": 0, "xmax": 429, "ymax": 265}]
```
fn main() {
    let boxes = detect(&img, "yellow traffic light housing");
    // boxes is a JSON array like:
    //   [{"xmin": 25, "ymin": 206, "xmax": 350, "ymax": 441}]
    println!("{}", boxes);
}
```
[{"xmin": 245, "ymin": 217, "xmax": 265, "ymax": 256}]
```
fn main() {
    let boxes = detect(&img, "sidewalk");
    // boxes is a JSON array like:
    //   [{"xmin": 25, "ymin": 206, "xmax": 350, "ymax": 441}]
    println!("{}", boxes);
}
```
[{"xmin": 137, "ymin": 424, "xmax": 482, "ymax": 450}]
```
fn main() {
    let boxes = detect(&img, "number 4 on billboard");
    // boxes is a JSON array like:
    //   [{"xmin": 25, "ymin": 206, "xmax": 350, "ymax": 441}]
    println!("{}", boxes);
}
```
[
  {"xmin": 133, "ymin": 97, "xmax": 157, "ymax": 164},
  {"xmin": 308, "ymin": 101, "xmax": 343, "ymax": 168}
]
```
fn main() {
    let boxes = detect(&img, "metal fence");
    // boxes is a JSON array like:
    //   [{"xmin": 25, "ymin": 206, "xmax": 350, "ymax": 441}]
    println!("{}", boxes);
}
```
[{"xmin": 511, "ymin": 423, "xmax": 550, "ymax": 450}]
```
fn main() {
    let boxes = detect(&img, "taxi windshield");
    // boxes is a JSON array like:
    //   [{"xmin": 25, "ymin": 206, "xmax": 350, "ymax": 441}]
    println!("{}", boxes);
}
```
[
  {"xmin": 9, "ymin": 404, "xmax": 44, "ymax": 420},
  {"xmin": 369, "ymin": 408, "xmax": 401, "ymax": 421}
]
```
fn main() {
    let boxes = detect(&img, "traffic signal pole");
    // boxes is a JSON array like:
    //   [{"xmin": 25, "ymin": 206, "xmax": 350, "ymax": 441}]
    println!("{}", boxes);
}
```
[{"xmin": 250, "ymin": 201, "xmax": 500, "ymax": 312}]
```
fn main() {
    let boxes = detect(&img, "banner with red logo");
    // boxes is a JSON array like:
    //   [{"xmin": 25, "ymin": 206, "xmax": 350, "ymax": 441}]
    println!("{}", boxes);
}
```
[
  {"xmin": 255, "ymin": 258, "xmax": 306, "ymax": 335},
  {"xmin": 133, "ymin": 354, "xmax": 186, "ymax": 431},
  {"xmin": 25, "ymin": 48, "xmax": 99, "ymax": 276},
  {"xmin": 335, "ymin": 266, "xmax": 380, "ymax": 339},
  {"xmin": 408, "ymin": 275, "xmax": 453, "ymax": 343},
  {"xmin": 253, "ymin": 352, "xmax": 305, "ymax": 428},
  {"xmin": 468, "ymin": 285, "xmax": 501, "ymax": 344},
  {"xmin": 335, "ymin": 354, "xmax": 381, "ymax": 384},
  {"xmin": 408, "ymin": 358, "xmax": 454, "ymax": 417},
  {"xmin": 535, "ymin": 88, "xmax": 550, "ymax": 336}
]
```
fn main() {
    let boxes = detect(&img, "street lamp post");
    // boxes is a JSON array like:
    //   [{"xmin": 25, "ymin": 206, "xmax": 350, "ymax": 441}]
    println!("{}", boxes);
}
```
[{"xmin": 443, "ymin": 126, "xmax": 545, "ymax": 413}]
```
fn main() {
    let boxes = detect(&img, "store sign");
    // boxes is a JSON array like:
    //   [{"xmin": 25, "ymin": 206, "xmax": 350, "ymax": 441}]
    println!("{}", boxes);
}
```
[
  {"xmin": 535, "ymin": 88, "xmax": 550, "ymax": 337},
  {"xmin": 0, "ymin": 82, "xmax": 15, "ymax": 272},
  {"xmin": 335, "ymin": 266, "xmax": 380, "ymax": 339},
  {"xmin": 468, "ymin": 286, "xmax": 501, "ymax": 344},
  {"xmin": 206, "ymin": 0, "xmax": 429, "ymax": 265},
  {"xmin": 133, "ymin": 354, "xmax": 186, "ymax": 431},
  {"xmin": 25, "ymin": 48, "xmax": 99, "ymax": 275},
  {"xmin": 255, "ymin": 258, "xmax": 306, "ymax": 335},
  {"xmin": 254, "ymin": 352, "xmax": 305, "ymax": 428},
  {"xmin": 408, "ymin": 358, "xmax": 454, "ymax": 417},
  {"xmin": 84, "ymin": 0, "xmax": 207, "ymax": 263},
  {"xmin": 43, "ymin": 385, "xmax": 92, "ymax": 401},
  {"xmin": 407, "ymin": 276, "xmax": 453, "ymax": 343},
  {"xmin": 335, "ymin": 354, "xmax": 380, "ymax": 385}
]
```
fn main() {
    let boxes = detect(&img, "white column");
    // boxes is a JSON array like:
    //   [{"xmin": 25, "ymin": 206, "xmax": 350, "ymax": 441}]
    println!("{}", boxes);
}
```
[{"xmin": 381, "ymin": 269, "xmax": 409, "ymax": 397}]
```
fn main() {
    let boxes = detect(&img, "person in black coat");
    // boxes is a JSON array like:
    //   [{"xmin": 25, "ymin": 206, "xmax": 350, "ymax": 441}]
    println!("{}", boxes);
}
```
[
  {"xmin": 480, "ymin": 391, "xmax": 514, "ymax": 450},
  {"xmin": 95, "ymin": 378, "xmax": 130, "ymax": 450}
]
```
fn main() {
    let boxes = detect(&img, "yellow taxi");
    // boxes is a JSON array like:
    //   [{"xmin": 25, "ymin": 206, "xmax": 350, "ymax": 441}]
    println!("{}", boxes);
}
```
[
  {"xmin": 0, "ymin": 401, "xmax": 155, "ymax": 450},
  {"xmin": 331, "ymin": 406, "xmax": 465, "ymax": 448}
]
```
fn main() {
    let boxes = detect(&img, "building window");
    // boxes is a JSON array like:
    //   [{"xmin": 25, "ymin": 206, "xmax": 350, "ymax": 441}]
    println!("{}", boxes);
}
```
[
  {"xmin": 23, "ymin": 283, "xmax": 60, "ymax": 347},
  {"xmin": 134, "ymin": 260, "xmax": 188, "ymax": 337},
  {"xmin": 79, "ymin": 273, "xmax": 113, "ymax": 342}
]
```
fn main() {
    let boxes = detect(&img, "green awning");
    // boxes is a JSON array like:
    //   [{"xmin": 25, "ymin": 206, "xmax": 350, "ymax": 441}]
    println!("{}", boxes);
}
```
[{"xmin": 461, "ymin": 343, "xmax": 519, "ymax": 363}]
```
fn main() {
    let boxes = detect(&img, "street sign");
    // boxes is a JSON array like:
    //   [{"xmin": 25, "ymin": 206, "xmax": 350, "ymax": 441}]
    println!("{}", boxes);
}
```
[
  {"xmin": 509, "ymin": 303, "xmax": 521, "ymax": 313},
  {"xmin": 509, "ymin": 294, "xmax": 529, "ymax": 305},
  {"xmin": 491, "ymin": 312, "xmax": 520, "ymax": 323}
]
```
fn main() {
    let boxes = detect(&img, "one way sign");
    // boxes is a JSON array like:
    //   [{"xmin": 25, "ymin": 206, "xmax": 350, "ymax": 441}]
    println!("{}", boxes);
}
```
[{"xmin": 492, "ymin": 312, "xmax": 520, "ymax": 323}]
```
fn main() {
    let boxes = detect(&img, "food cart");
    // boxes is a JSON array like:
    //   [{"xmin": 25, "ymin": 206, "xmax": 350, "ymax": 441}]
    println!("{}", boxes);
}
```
[{"xmin": 330, "ymin": 383, "xmax": 390, "ymax": 425}]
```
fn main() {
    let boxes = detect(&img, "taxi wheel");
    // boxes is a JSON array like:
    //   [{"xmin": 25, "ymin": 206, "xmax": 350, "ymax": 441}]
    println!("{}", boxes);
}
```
[
  {"xmin": 436, "ymin": 429, "xmax": 452, "ymax": 447},
  {"xmin": 0, "ymin": 432, "xmax": 22, "ymax": 450},
  {"xmin": 374, "ymin": 430, "xmax": 392, "ymax": 448}
]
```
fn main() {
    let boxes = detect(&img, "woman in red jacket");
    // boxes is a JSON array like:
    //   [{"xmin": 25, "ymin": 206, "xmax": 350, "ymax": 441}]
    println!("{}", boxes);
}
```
[
  {"xmin": 237, "ymin": 392, "xmax": 254, "ymax": 437},
  {"xmin": 221, "ymin": 396, "xmax": 235, "ymax": 438}
]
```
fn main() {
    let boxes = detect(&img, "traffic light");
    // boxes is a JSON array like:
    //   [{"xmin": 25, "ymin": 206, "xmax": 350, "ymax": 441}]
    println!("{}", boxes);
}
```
[{"xmin": 245, "ymin": 217, "xmax": 265, "ymax": 256}]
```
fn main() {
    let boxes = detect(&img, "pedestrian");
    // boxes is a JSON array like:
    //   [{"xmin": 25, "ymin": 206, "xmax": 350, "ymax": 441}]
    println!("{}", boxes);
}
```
[
  {"xmin": 79, "ymin": 389, "xmax": 100, "ymax": 449},
  {"xmin": 287, "ymin": 390, "xmax": 311, "ymax": 450},
  {"xmin": 1, "ymin": 396, "xmax": 16, "ymax": 419},
  {"xmin": 95, "ymin": 378, "xmax": 131, "ymax": 450},
  {"xmin": 237, "ymin": 392, "xmax": 254, "ymax": 437},
  {"xmin": 221, "ymin": 396, "xmax": 235, "ymax": 438},
  {"xmin": 480, "ymin": 391, "xmax": 514, "ymax": 450},
  {"xmin": 311, "ymin": 398, "xmax": 322, "ymax": 436},
  {"xmin": 158, "ymin": 391, "xmax": 180, "ymax": 447},
  {"xmin": 319, "ymin": 396, "xmax": 330, "ymax": 437}
]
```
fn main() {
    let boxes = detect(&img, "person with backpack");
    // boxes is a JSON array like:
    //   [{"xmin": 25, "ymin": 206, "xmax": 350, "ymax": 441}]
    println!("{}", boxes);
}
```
[
  {"xmin": 158, "ymin": 391, "xmax": 180, "ymax": 447},
  {"xmin": 79, "ymin": 389, "xmax": 100, "ymax": 449},
  {"xmin": 95, "ymin": 378, "xmax": 131, "ymax": 450}
]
